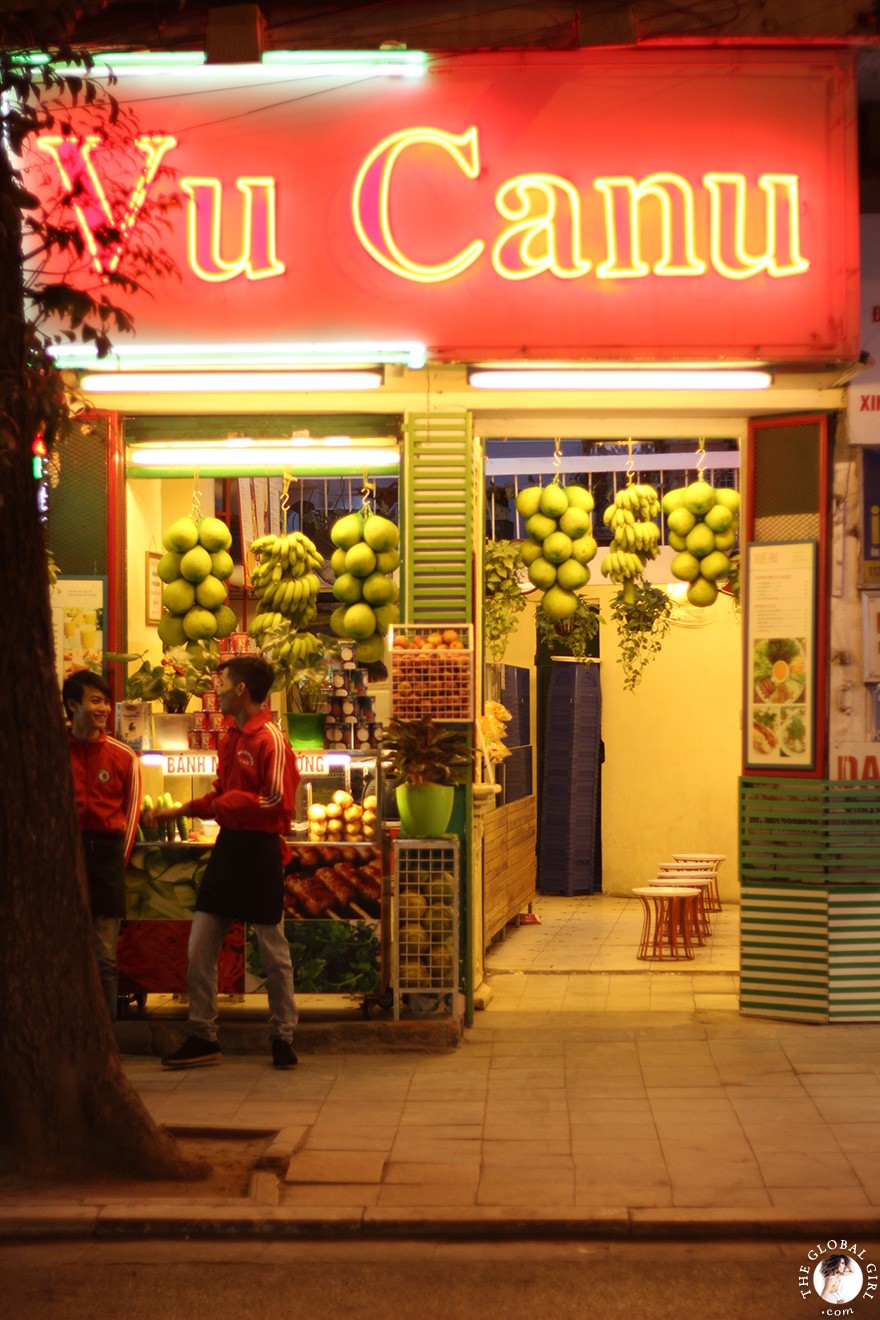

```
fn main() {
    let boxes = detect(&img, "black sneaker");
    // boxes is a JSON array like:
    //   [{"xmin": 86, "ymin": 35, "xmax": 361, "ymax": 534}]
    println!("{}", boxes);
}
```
[
  {"xmin": 272, "ymin": 1039, "xmax": 298, "ymax": 1070},
  {"xmin": 161, "ymin": 1035, "xmax": 222, "ymax": 1068}
]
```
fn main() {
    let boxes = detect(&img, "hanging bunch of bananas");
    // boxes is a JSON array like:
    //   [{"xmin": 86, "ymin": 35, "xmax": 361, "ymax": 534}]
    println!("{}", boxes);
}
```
[
  {"xmin": 600, "ymin": 483, "xmax": 662, "ymax": 601},
  {"xmin": 261, "ymin": 625, "xmax": 322, "ymax": 668},
  {"xmin": 248, "ymin": 532, "xmax": 324, "ymax": 635}
]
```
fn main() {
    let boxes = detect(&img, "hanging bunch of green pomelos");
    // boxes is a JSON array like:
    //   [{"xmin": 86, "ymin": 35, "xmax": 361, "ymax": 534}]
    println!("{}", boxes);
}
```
[
  {"xmin": 328, "ymin": 508, "xmax": 401, "ymax": 664},
  {"xmin": 664, "ymin": 480, "xmax": 740, "ymax": 606},
  {"xmin": 515, "ymin": 481, "xmax": 598, "ymax": 620},
  {"xmin": 155, "ymin": 514, "xmax": 238, "ymax": 644}
]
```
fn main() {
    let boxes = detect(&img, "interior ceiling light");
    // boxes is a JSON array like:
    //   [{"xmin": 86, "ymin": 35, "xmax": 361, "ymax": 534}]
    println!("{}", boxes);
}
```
[
  {"xmin": 468, "ymin": 369, "xmax": 773, "ymax": 391},
  {"xmin": 127, "ymin": 442, "xmax": 399, "ymax": 472},
  {"xmin": 36, "ymin": 49, "xmax": 427, "ymax": 79},
  {"xmin": 81, "ymin": 371, "xmax": 382, "ymax": 394},
  {"xmin": 51, "ymin": 341, "xmax": 426, "ymax": 371}
]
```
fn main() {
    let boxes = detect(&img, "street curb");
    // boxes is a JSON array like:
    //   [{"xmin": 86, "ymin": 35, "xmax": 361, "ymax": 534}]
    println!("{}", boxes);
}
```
[
  {"xmin": 115, "ymin": 1016, "xmax": 463, "ymax": 1057},
  {"xmin": 4, "ymin": 1205, "xmax": 880, "ymax": 1243}
]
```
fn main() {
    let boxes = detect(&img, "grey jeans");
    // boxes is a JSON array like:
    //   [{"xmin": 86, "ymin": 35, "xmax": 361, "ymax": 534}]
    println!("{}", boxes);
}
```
[
  {"xmin": 187, "ymin": 911, "xmax": 297, "ymax": 1043},
  {"xmin": 93, "ymin": 914, "xmax": 122, "ymax": 1020}
]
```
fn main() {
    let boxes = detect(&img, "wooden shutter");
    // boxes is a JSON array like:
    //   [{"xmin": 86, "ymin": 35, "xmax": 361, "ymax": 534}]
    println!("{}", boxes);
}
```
[{"xmin": 403, "ymin": 411, "xmax": 473, "ymax": 623}]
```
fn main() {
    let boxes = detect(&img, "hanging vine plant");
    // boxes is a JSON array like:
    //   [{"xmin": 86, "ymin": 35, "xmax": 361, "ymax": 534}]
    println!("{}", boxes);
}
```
[
  {"xmin": 611, "ymin": 582, "xmax": 672, "ymax": 691},
  {"xmin": 484, "ymin": 538, "xmax": 529, "ymax": 661},
  {"xmin": 536, "ymin": 595, "xmax": 602, "ymax": 659}
]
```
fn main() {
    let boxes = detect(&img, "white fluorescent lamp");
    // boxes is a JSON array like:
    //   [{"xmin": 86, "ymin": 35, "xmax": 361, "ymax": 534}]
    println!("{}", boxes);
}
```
[
  {"xmin": 263, "ymin": 50, "xmax": 427, "ymax": 78},
  {"xmin": 127, "ymin": 444, "xmax": 398, "ymax": 471},
  {"xmin": 50, "ymin": 341, "xmax": 426, "ymax": 371},
  {"xmin": 33, "ymin": 50, "xmax": 427, "ymax": 79},
  {"xmin": 82, "ymin": 371, "xmax": 382, "ymax": 394},
  {"xmin": 323, "ymin": 753, "xmax": 354, "ymax": 767},
  {"xmin": 469, "ymin": 369, "xmax": 772, "ymax": 391}
]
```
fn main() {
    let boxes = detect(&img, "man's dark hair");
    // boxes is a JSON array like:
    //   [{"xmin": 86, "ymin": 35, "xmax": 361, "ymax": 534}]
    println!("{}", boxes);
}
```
[
  {"xmin": 218, "ymin": 655, "xmax": 275, "ymax": 704},
  {"xmin": 62, "ymin": 669, "xmax": 112, "ymax": 716}
]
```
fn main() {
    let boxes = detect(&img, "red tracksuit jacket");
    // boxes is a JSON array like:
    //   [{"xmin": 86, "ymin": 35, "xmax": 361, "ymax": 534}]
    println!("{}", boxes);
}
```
[
  {"xmin": 67, "ymin": 730, "xmax": 142, "ymax": 863},
  {"xmin": 189, "ymin": 710, "xmax": 299, "ymax": 836}
]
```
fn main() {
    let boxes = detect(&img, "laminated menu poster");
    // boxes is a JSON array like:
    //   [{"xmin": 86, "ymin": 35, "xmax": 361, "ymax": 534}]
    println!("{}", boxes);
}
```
[
  {"xmin": 51, "ymin": 575, "xmax": 106, "ymax": 685},
  {"xmin": 745, "ymin": 542, "xmax": 816, "ymax": 770}
]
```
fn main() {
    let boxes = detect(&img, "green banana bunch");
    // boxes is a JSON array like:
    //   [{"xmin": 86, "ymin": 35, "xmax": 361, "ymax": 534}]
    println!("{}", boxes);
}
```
[
  {"xmin": 600, "ymin": 482, "xmax": 662, "ymax": 602},
  {"xmin": 248, "ymin": 531, "xmax": 323, "ymax": 632}
]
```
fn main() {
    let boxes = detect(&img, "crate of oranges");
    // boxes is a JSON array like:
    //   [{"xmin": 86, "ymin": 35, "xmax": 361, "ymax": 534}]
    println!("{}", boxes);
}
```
[{"xmin": 389, "ymin": 625, "xmax": 474, "ymax": 722}]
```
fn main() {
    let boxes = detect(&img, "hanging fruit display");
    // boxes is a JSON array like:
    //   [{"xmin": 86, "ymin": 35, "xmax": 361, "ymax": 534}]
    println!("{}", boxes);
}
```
[
  {"xmin": 247, "ymin": 531, "xmax": 324, "ymax": 636},
  {"xmin": 515, "ymin": 482, "xmax": 598, "ymax": 619},
  {"xmin": 156, "ymin": 514, "xmax": 238, "ymax": 645},
  {"xmin": 600, "ymin": 483, "xmax": 662, "ymax": 603},
  {"xmin": 328, "ymin": 509, "xmax": 400, "ymax": 664},
  {"xmin": 664, "ymin": 481, "xmax": 740, "ymax": 607}
]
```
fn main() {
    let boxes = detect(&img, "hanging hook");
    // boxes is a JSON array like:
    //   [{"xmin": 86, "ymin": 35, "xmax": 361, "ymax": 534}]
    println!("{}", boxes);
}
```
[
  {"xmin": 625, "ymin": 437, "xmax": 634, "ymax": 486},
  {"xmin": 190, "ymin": 471, "xmax": 202, "ymax": 520},
  {"xmin": 281, "ymin": 470, "xmax": 296, "ymax": 513},
  {"xmin": 696, "ymin": 435, "xmax": 707, "ymax": 477},
  {"xmin": 361, "ymin": 469, "xmax": 374, "ymax": 514},
  {"xmin": 552, "ymin": 436, "xmax": 562, "ymax": 485}
]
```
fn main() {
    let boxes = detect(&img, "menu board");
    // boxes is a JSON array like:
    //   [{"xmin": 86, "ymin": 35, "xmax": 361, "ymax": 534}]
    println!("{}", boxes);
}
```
[
  {"xmin": 744, "ymin": 542, "xmax": 816, "ymax": 770},
  {"xmin": 52, "ymin": 576, "xmax": 107, "ymax": 685}
]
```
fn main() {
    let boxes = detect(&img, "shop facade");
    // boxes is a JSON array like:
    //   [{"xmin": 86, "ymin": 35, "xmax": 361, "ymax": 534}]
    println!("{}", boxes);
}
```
[{"xmin": 37, "ymin": 44, "xmax": 863, "ymax": 1022}]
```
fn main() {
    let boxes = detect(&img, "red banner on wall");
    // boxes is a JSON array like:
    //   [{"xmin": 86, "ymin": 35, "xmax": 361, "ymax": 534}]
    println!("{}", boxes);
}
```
[{"xmin": 27, "ymin": 49, "xmax": 859, "ymax": 362}]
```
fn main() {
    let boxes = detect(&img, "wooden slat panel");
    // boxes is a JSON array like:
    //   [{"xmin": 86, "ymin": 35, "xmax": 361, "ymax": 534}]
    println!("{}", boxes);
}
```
[
  {"xmin": 404, "ymin": 412, "xmax": 472, "ymax": 623},
  {"xmin": 482, "ymin": 796, "xmax": 537, "ymax": 945},
  {"xmin": 740, "ymin": 777, "xmax": 880, "ymax": 885}
]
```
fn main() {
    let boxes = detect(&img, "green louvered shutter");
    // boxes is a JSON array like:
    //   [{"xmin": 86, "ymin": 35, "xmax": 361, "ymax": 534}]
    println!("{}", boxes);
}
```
[{"xmin": 403, "ymin": 411, "xmax": 473, "ymax": 623}]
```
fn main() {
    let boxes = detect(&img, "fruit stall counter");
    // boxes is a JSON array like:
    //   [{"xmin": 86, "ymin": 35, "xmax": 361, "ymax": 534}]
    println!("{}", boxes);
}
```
[{"xmin": 118, "ymin": 838, "xmax": 388, "ymax": 1002}]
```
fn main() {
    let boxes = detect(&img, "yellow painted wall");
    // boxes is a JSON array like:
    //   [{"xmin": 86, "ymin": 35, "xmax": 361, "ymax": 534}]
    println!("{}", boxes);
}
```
[{"xmin": 501, "ymin": 586, "xmax": 742, "ymax": 904}]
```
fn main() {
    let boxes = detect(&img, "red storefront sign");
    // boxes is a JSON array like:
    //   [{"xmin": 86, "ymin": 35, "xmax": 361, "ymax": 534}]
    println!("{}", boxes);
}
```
[{"xmin": 29, "ymin": 49, "xmax": 859, "ymax": 361}]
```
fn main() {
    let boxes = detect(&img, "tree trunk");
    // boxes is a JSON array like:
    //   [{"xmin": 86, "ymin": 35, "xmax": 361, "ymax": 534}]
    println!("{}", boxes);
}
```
[{"xmin": 0, "ymin": 112, "xmax": 202, "ymax": 1182}]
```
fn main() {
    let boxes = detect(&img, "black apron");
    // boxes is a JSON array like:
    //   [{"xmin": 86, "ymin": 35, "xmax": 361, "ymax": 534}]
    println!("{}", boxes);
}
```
[
  {"xmin": 82, "ymin": 832, "xmax": 126, "ymax": 919},
  {"xmin": 195, "ymin": 829, "xmax": 283, "ymax": 925}
]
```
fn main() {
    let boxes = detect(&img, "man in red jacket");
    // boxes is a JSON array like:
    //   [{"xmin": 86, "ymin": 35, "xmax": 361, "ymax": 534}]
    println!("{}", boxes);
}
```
[
  {"xmin": 148, "ymin": 655, "xmax": 300, "ymax": 1070},
  {"xmin": 63, "ymin": 670, "xmax": 142, "ymax": 1020}
]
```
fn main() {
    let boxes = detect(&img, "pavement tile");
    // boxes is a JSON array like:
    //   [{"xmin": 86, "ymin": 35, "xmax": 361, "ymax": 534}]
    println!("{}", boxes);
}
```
[
  {"xmin": 383, "ymin": 1162, "xmax": 482, "ymax": 1185},
  {"xmin": 766, "ymin": 1186, "xmax": 873, "ymax": 1209},
  {"xmin": 284, "ymin": 1152, "xmax": 386, "ymax": 1184},
  {"xmin": 376, "ymin": 1184, "xmax": 480, "ymax": 1207},
  {"xmin": 280, "ymin": 1185, "xmax": 381, "ymax": 1206}
]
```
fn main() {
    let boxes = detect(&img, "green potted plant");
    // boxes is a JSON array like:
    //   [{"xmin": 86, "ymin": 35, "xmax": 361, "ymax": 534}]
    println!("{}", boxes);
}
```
[
  {"xmin": 610, "ymin": 582, "xmax": 672, "ymax": 691},
  {"xmin": 119, "ymin": 643, "xmax": 219, "ymax": 714},
  {"xmin": 383, "ymin": 716, "xmax": 472, "ymax": 838},
  {"xmin": 260, "ymin": 623, "xmax": 334, "ymax": 748}
]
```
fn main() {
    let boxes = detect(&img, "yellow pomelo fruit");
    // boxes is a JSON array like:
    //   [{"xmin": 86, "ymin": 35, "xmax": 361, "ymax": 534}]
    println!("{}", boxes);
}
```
[
  {"xmin": 556, "ymin": 558, "xmax": 589, "ymax": 590},
  {"xmin": 570, "ymin": 533, "xmax": 598, "ymax": 565},
  {"xmin": 210, "ymin": 549, "xmax": 234, "ymax": 581},
  {"xmin": 542, "ymin": 530, "xmax": 573, "ymax": 564},
  {"xmin": 715, "ymin": 487, "xmax": 741, "ymax": 513},
  {"xmin": 156, "ymin": 551, "xmax": 182, "ymax": 584},
  {"xmin": 355, "ymin": 633, "xmax": 385, "ymax": 664},
  {"xmin": 344, "ymin": 542, "xmax": 377, "ymax": 578},
  {"xmin": 330, "ymin": 547, "xmax": 348, "ymax": 575},
  {"xmin": 179, "ymin": 545, "xmax": 213, "ymax": 583},
  {"xmin": 539, "ymin": 483, "xmax": 570, "ymax": 519},
  {"xmin": 183, "ymin": 606, "xmax": 218, "ymax": 639},
  {"xmin": 373, "ymin": 601, "xmax": 400, "ymax": 634},
  {"xmin": 526, "ymin": 512, "xmax": 558, "ymax": 543},
  {"xmin": 157, "ymin": 611, "xmax": 187, "ymax": 647},
  {"xmin": 213, "ymin": 604, "xmax": 238, "ymax": 638},
  {"xmin": 668, "ymin": 531, "xmax": 688, "ymax": 552},
  {"xmin": 197, "ymin": 516, "xmax": 232, "ymax": 552},
  {"xmin": 687, "ymin": 577, "xmax": 718, "ymax": 608},
  {"xmin": 376, "ymin": 548, "xmax": 400, "ymax": 573},
  {"xmin": 682, "ymin": 480, "xmax": 716, "ymax": 516},
  {"xmin": 699, "ymin": 550, "xmax": 731, "ymax": 582},
  {"xmin": 515, "ymin": 485, "xmax": 544, "ymax": 518},
  {"xmin": 162, "ymin": 516, "xmax": 199, "ymax": 553},
  {"xmin": 671, "ymin": 551, "xmax": 701, "ymax": 582},
  {"xmin": 685, "ymin": 522, "xmax": 715, "ymax": 558},
  {"xmin": 528, "ymin": 557, "xmax": 557, "ymax": 590},
  {"xmin": 541, "ymin": 585, "xmax": 579, "ymax": 619},
  {"xmin": 330, "ymin": 511, "xmax": 364, "ymax": 549},
  {"xmin": 666, "ymin": 507, "xmax": 696, "ymax": 537},
  {"xmin": 661, "ymin": 488, "xmax": 685, "ymax": 515},
  {"xmin": 362, "ymin": 515, "xmax": 399, "ymax": 552},
  {"xmin": 704, "ymin": 504, "xmax": 734, "ymax": 533},
  {"xmin": 559, "ymin": 506, "xmax": 592, "ymax": 539},
  {"xmin": 330, "ymin": 605, "xmax": 350, "ymax": 637},
  {"xmin": 162, "ymin": 579, "xmax": 196, "ymax": 614},
  {"xmin": 564, "ymin": 485, "xmax": 594, "ymax": 512},
  {"xmin": 362, "ymin": 571, "xmax": 395, "ymax": 606},
  {"xmin": 519, "ymin": 540, "xmax": 543, "ymax": 566},
  {"xmin": 332, "ymin": 572, "xmax": 363, "ymax": 604},
  {"xmin": 195, "ymin": 574, "xmax": 227, "ymax": 609},
  {"xmin": 713, "ymin": 529, "xmax": 736, "ymax": 553},
  {"xmin": 343, "ymin": 602, "xmax": 377, "ymax": 640}
]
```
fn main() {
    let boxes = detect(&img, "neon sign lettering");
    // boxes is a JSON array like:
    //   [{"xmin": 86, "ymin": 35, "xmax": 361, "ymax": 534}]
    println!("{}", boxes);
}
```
[
  {"xmin": 180, "ymin": 177, "xmax": 285, "ymax": 282},
  {"xmin": 36, "ymin": 134, "xmax": 176, "ymax": 278}
]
